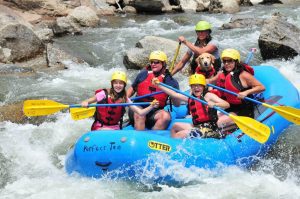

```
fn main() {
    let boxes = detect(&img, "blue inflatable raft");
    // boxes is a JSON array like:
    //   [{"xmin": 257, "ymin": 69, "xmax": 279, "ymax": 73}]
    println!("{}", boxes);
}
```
[{"xmin": 65, "ymin": 66, "xmax": 300, "ymax": 182}]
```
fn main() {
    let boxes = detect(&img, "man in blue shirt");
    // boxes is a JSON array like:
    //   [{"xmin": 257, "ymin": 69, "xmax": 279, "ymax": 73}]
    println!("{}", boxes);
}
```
[{"xmin": 127, "ymin": 51, "xmax": 181, "ymax": 130}]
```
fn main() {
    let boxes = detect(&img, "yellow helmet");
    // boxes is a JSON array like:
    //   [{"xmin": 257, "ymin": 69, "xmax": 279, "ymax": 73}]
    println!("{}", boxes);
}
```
[
  {"xmin": 111, "ymin": 71, "xmax": 127, "ymax": 84},
  {"xmin": 149, "ymin": 50, "xmax": 168, "ymax": 62},
  {"xmin": 221, "ymin": 48, "xmax": 240, "ymax": 62},
  {"xmin": 195, "ymin": 20, "xmax": 212, "ymax": 31},
  {"xmin": 189, "ymin": 74, "xmax": 206, "ymax": 86}
]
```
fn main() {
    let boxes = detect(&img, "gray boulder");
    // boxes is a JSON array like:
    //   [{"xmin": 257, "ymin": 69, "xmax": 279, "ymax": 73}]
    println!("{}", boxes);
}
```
[
  {"xmin": 258, "ymin": 14, "xmax": 300, "ymax": 60},
  {"xmin": 0, "ymin": 6, "xmax": 44, "ymax": 63},
  {"xmin": 132, "ymin": 0, "xmax": 174, "ymax": 13},
  {"xmin": 68, "ymin": 6, "xmax": 100, "ymax": 27},
  {"xmin": 221, "ymin": 15, "xmax": 265, "ymax": 29},
  {"xmin": 123, "ymin": 36, "xmax": 188, "ymax": 70}
]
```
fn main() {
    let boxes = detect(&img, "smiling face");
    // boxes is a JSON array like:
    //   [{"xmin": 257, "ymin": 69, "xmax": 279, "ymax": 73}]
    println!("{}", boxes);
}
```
[
  {"xmin": 150, "ymin": 59, "xmax": 164, "ymax": 73},
  {"xmin": 190, "ymin": 84, "xmax": 205, "ymax": 97},
  {"xmin": 222, "ymin": 57, "xmax": 236, "ymax": 72},
  {"xmin": 112, "ymin": 80, "xmax": 125, "ymax": 93}
]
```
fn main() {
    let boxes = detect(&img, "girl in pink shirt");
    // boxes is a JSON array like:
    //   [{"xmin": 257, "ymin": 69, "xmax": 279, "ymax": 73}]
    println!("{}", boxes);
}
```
[{"xmin": 81, "ymin": 71, "xmax": 158, "ymax": 130}]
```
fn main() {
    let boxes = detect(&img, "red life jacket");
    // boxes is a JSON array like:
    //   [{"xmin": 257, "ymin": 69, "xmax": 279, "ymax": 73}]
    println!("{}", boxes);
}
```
[
  {"xmin": 195, "ymin": 66, "xmax": 215, "ymax": 78},
  {"xmin": 213, "ymin": 73, "xmax": 226, "ymax": 98},
  {"xmin": 243, "ymin": 64, "xmax": 254, "ymax": 75},
  {"xmin": 93, "ymin": 89, "xmax": 125, "ymax": 126},
  {"xmin": 188, "ymin": 92, "xmax": 217, "ymax": 125},
  {"xmin": 136, "ymin": 71, "xmax": 168, "ymax": 108},
  {"xmin": 217, "ymin": 64, "xmax": 254, "ymax": 104}
]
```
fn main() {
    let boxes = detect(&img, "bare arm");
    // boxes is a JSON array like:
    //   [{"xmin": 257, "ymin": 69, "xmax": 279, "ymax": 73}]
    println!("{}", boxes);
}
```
[
  {"xmin": 171, "ymin": 52, "xmax": 191, "ymax": 76},
  {"xmin": 151, "ymin": 78, "xmax": 188, "ymax": 102},
  {"xmin": 238, "ymin": 72, "xmax": 265, "ymax": 99},
  {"xmin": 126, "ymin": 86, "xmax": 135, "ymax": 98},
  {"xmin": 81, "ymin": 96, "xmax": 97, "ymax": 107},
  {"xmin": 205, "ymin": 92, "xmax": 230, "ymax": 109},
  {"xmin": 179, "ymin": 36, "xmax": 217, "ymax": 56},
  {"xmin": 206, "ymin": 72, "xmax": 221, "ymax": 85},
  {"xmin": 128, "ymin": 99, "xmax": 159, "ymax": 116},
  {"xmin": 170, "ymin": 96, "xmax": 182, "ymax": 107}
]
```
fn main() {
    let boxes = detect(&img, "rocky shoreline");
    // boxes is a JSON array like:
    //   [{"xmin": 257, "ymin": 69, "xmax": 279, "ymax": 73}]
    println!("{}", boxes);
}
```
[{"xmin": 0, "ymin": 0, "xmax": 300, "ymax": 123}]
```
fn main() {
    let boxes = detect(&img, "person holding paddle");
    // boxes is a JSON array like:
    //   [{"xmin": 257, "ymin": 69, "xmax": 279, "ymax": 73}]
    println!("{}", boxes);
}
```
[
  {"xmin": 211, "ymin": 49, "xmax": 265, "ymax": 131},
  {"xmin": 152, "ymin": 74, "xmax": 229, "ymax": 138},
  {"xmin": 81, "ymin": 71, "xmax": 159, "ymax": 131},
  {"xmin": 171, "ymin": 20, "xmax": 221, "ymax": 76},
  {"xmin": 127, "ymin": 50, "xmax": 181, "ymax": 130}
]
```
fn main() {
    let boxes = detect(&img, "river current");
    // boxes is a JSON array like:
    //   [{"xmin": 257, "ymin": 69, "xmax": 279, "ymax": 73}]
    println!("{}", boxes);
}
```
[{"xmin": 0, "ymin": 4, "xmax": 300, "ymax": 199}]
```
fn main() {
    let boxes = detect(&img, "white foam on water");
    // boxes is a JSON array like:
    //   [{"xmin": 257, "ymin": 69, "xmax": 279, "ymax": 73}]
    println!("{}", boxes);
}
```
[
  {"xmin": 262, "ymin": 55, "xmax": 300, "ymax": 90},
  {"xmin": 1, "ymin": 4, "xmax": 300, "ymax": 199}
]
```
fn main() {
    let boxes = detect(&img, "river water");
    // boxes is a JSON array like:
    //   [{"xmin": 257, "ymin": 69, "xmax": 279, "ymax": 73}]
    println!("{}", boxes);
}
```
[{"xmin": 1, "ymin": 4, "xmax": 300, "ymax": 199}]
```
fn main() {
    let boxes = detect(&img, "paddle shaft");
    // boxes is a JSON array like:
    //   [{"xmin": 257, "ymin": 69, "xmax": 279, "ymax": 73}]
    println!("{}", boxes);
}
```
[
  {"xmin": 169, "ymin": 42, "xmax": 181, "ymax": 72},
  {"xmin": 71, "ymin": 92, "xmax": 162, "ymax": 109},
  {"xmin": 71, "ymin": 102, "xmax": 151, "ymax": 108},
  {"xmin": 159, "ymin": 82, "xmax": 228, "ymax": 115},
  {"xmin": 208, "ymin": 84, "xmax": 300, "ymax": 125},
  {"xmin": 207, "ymin": 84, "xmax": 263, "ymax": 106},
  {"xmin": 130, "ymin": 91, "xmax": 163, "ymax": 101},
  {"xmin": 68, "ymin": 92, "xmax": 163, "ymax": 120},
  {"xmin": 245, "ymin": 48, "xmax": 257, "ymax": 64}
]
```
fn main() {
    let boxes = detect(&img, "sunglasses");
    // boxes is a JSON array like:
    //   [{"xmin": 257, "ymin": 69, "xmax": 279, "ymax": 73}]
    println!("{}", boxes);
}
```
[
  {"xmin": 150, "ymin": 61, "xmax": 161, "ymax": 65},
  {"xmin": 222, "ymin": 59, "xmax": 235, "ymax": 64},
  {"xmin": 195, "ymin": 30, "xmax": 208, "ymax": 33}
]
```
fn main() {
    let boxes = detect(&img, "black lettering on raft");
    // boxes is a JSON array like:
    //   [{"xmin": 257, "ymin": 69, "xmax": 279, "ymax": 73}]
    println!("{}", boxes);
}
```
[{"xmin": 148, "ymin": 140, "xmax": 171, "ymax": 152}]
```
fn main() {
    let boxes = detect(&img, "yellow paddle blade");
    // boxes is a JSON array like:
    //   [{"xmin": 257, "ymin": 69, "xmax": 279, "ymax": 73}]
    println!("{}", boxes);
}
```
[
  {"xmin": 70, "ymin": 107, "xmax": 96, "ymax": 120},
  {"xmin": 23, "ymin": 100, "xmax": 69, "ymax": 116},
  {"xmin": 229, "ymin": 114, "xmax": 271, "ymax": 144},
  {"xmin": 263, "ymin": 103, "xmax": 300, "ymax": 125}
]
